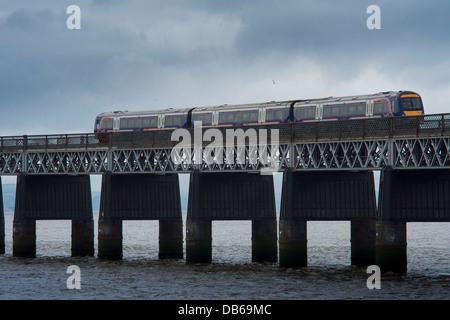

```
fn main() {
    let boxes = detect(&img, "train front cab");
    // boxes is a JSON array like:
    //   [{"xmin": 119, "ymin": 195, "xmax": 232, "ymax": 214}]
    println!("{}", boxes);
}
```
[{"xmin": 398, "ymin": 92, "xmax": 424, "ymax": 116}]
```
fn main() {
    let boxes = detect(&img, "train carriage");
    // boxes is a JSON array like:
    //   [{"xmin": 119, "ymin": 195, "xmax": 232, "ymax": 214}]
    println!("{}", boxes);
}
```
[{"xmin": 94, "ymin": 91, "xmax": 424, "ymax": 133}]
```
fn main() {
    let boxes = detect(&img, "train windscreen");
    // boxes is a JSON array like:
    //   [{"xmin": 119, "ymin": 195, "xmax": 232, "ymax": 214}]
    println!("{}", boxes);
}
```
[{"xmin": 401, "ymin": 94, "xmax": 423, "ymax": 113}]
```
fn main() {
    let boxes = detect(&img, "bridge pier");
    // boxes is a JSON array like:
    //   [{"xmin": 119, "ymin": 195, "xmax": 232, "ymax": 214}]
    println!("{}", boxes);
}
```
[
  {"xmin": 252, "ymin": 219, "xmax": 277, "ymax": 262},
  {"xmin": 13, "ymin": 219, "xmax": 36, "ymax": 258},
  {"xmin": 0, "ymin": 178, "xmax": 4, "ymax": 254},
  {"xmin": 97, "ymin": 172, "xmax": 183, "ymax": 260},
  {"xmin": 186, "ymin": 170, "xmax": 277, "ymax": 263},
  {"xmin": 279, "ymin": 219, "xmax": 307, "ymax": 267},
  {"xmin": 186, "ymin": 219, "xmax": 212, "ymax": 263},
  {"xmin": 279, "ymin": 169, "xmax": 377, "ymax": 267},
  {"xmin": 159, "ymin": 219, "xmax": 183, "ymax": 259},
  {"xmin": 376, "ymin": 166, "xmax": 450, "ymax": 272},
  {"xmin": 98, "ymin": 219, "xmax": 123, "ymax": 259},
  {"xmin": 351, "ymin": 220, "xmax": 376, "ymax": 267},
  {"xmin": 12, "ymin": 174, "xmax": 94, "ymax": 258},
  {"xmin": 376, "ymin": 221, "xmax": 407, "ymax": 273},
  {"xmin": 72, "ymin": 219, "xmax": 95, "ymax": 257}
]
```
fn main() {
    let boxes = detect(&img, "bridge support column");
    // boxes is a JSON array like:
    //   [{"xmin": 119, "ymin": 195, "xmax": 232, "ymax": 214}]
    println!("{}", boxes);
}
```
[
  {"xmin": 186, "ymin": 219, "xmax": 212, "ymax": 263},
  {"xmin": 98, "ymin": 171, "xmax": 183, "ymax": 260},
  {"xmin": 279, "ymin": 219, "xmax": 307, "ymax": 267},
  {"xmin": 0, "ymin": 178, "xmax": 4, "ymax": 254},
  {"xmin": 0, "ymin": 217, "xmax": 4, "ymax": 255},
  {"xmin": 186, "ymin": 170, "xmax": 277, "ymax": 264},
  {"xmin": 376, "ymin": 166, "xmax": 407, "ymax": 273},
  {"xmin": 252, "ymin": 219, "xmax": 277, "ymax": 262},
  {"xmin": 279, "ymin": 168, "xmax": 377, "ymax": 267},
  {"xmin": 351, "ymin": 220, "xmax": 376, "ymax": 266},
  {"xmin": 376, "ymin": 221, "xmax": 407, "ymax": 273},
  {"xmin": 98, "ymin": 219, "xmax": 123, "ymax": 260},
  {"xmin": 159, "ymin": 219, "xmax": 183, "ymax": 259},
  {"xmin": 72, "ymin": 219, "xmax": 95, "ymax": 257},
  {"xmin": 12, "ymin": 173, "xmax": 94, "ymax": 257},
  {"xmin": 13, "ymin": 219, "xmax": 36, "ymax": 258}
]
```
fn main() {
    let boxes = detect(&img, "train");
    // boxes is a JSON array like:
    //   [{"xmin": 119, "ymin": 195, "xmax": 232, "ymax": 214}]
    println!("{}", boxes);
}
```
[{"xmin": 94, "ymin": 90, "xmax": 424, "ymax": 133}]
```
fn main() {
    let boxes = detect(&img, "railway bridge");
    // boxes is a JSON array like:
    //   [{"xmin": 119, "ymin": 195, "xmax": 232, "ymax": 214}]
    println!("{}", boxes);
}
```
[{"xmin": 1, "ymin": 113, "xmax": 450, "ymax": 272}]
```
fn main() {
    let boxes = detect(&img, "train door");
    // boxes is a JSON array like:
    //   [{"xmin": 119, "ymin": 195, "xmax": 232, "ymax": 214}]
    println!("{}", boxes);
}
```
[
  {"xmin": 259, "ymin": 108, "xmax": 265, "ymax": 123},
  {"xmin": 366, "ymin": 100, "xmax": 374, "ymax": 117},
  {"xmin": 158, "ymin": 114, "xmax": 164, "ymax": 128},
  {"xmin": 113, "ymin": 117, "xmax": 120, "ymax": 131},
  {"xmin": 212, "ymin": 111, "xmax": 219, "ymax": 126},
  {"xmin": 316, "ymin": 104, "xmax": 323, "ymax": 120}
]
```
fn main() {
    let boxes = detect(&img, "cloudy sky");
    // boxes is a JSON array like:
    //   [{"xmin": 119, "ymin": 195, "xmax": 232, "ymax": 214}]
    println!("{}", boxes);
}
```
[{"xmin": 1, "ymin": 0, "xmax": 450, "ymax": 137}]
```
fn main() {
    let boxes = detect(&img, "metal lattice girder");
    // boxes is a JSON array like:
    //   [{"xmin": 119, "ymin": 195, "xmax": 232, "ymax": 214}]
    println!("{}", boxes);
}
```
[
  {"xmin": 393, "ymin": 137, "xmax": 450, "ymax": 168},
  {"xmin": 3, "ymin": 136, "xmax": 450, "ymax": 175},
  {"xmin": 292, "ymin": 140, "xmax": 389, "ymax": 170},
  {"xmin": 0, "ymin": 152, "xmax": 21, "ymax": 174},
  {"xmin": 22, "ymin": 150, "xmax": 108, "ymax": 174}
]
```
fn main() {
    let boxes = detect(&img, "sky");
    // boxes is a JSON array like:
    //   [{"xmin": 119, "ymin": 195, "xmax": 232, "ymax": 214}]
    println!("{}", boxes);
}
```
[
  {"xmin": 1, "ymin": 0, "xmax": 450, "ymax": 136},
  {"xmin": 1, "ymin": 0, "xmax": 450, "ymax": 190}
]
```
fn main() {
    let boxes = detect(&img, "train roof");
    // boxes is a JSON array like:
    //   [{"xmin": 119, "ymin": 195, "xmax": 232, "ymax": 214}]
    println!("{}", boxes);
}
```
[
  {"xmin": 294, "ymin": 90, "xmax": 419, "ymax": 105},
  {"xmin": 96, "ymin": 91, "xmax": 420, "ymax": 117}
]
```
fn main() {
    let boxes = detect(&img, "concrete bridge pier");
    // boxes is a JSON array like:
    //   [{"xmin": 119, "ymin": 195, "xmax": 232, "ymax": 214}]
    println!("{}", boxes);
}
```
[
  {"xmin": 159, "ymin": 219, "xmax": 183, "ymax": 259},
  {"xmin": 279, "ymin": 169, "xmax": 377, "ymax": 268},
  {"xmin": 186, "ymin": 170, "xmax": 277, "ymax": 263},
  {"xmin": 0, "ymin": 179, "xmax": 4, "ymax": 254},
  {"xmin": 12, "ymin": 174, "xmax": 95, "ymax": 258},
  {"xmin": 252, "ymin": 219, "xmax": 277, "ymax": 262},
  {"xmin": 13, "ymin": 219, "xmax": 36, "ymax": 258},
  {"xmin": 98, "ymin": 219, "xmax": 123, "ymax": 259},
  {"xmin": 97, "ymin": 172, "xmax": 183, "ymax": 260},
  {"xmin": 279, "ymin": 219, "xmax": 307, "ymax": 267},
  {"xmin": 0, "ymin": 219, "xmax": 4, "ymax": 255},
  {"xmin": 376, "ymin": 220, "xmax": 407, "ymax": 273},
  {"xmin": 351, "ymin": 220, "xmax": 377, "ymax": 267},
  {"xmin": 71, "ymin": 219, "xmax": 95, "ymax": 257},
  {"xmin": 186, "ymin": 219, "xmax": 212, "ymax": 263}
]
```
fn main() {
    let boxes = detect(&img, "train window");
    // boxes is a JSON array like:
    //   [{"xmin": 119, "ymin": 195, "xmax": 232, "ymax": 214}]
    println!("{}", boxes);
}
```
[
  {"xmin": 266, "ymin": 109, "xmax": 285, "ymax": 121},
  {"xmin": 101, "ymin": 119, "xmax": 113, "ymax": 130},
  {"xmin": 332, "ymin": 106, "xmax": 340, "ymax": 117},
  {"xmin": 297, "ymin": 107, "xmax": 316, "ymax": 120},
  {"xmin": 346, "ymin": 103, "xmax": 363, "ymax": 116},
  {"xmin": 323, "ymin": 106, "xmax": 333, "ymax": 118},
  {"xmin": 120, "ymin": 118, "xmax": 133, "ymax": 129},
  {"xmin": 165, "ymin": 116, "xmax": 184, "ymax": 127},
  {"xmin": 348, "ymin": 105, "xmax": 356, "ymax": 115},
  {"xmin": 135, "ymin": 119, "xmax": 143, "ymax": 128},
  {"xmin": 149, "ymin": 117, "xmax": 158, "ymax": 127},
  {"xmin": 193, "ymin": 113, "xmax": 212, "ymax": 125},
  {"xmin": 401, "ymin": 96, "xmax": 422, "ymax": 111},
  {"xmin": 142, "ymin": 117, "xmax": 158, "ymax": 128},
  {"xmin": 238, "ymin": 111, "xmax": 258, "ymax": 123},
  {"xmin": 374, "ymin": 101, "xmax": 389, "ymax": 114},
  {"xmin": 339, "ymin": 105, "xmax": 348, "ymax": 117},
  {"xmin": 356, "ymin": 104, "xmax": 365, "ymax": 115},
  {"xmin": 248, "ymin": 112, "xmax": 258, "ymax": 122},
  {"xmin": 219, "ymin": 112, "xmax": 234, "ymax": 123}
]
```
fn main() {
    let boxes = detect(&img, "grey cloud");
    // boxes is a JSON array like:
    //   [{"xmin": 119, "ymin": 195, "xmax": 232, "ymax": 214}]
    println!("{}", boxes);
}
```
[{"xmin": 0, "ymin": 1, "xmax": 449, "ymax": 135}]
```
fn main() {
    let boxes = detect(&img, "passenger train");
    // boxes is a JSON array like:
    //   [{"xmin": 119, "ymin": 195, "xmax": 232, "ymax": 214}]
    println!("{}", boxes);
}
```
[{"xmin": 94, "ymin": 91, "xmax": 424, "ymax": 133}]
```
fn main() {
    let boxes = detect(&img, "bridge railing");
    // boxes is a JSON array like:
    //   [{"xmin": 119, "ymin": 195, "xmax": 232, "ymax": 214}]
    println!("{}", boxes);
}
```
[
  {"xmin": 2, "ymin": 113, "xmax": 450, "ymax": 152},
  {"xmin": 0, "ymin": 133, "xmax": 102, "ymax": 151}
]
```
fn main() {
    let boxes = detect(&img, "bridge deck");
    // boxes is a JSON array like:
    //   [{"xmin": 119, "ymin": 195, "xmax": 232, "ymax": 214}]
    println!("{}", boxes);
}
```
[{"xmin": 1, "ymin": 113, "xmax": 450, "ymax": 174}]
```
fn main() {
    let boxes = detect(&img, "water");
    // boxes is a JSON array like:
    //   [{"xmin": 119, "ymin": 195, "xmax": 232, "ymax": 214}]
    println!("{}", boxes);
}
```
[{"xmin": 1, "ymin": 213, "xmax": 449, "ymax": 300}]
